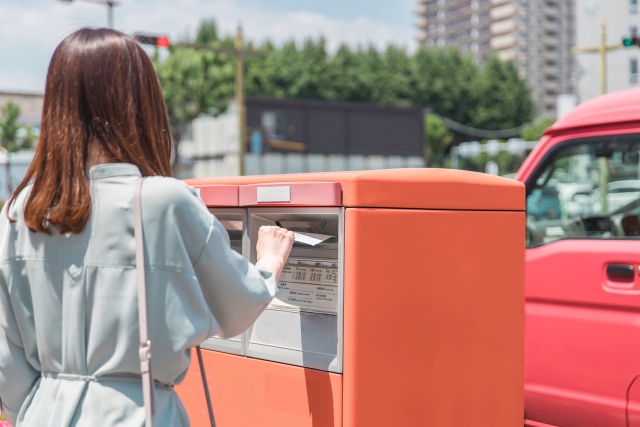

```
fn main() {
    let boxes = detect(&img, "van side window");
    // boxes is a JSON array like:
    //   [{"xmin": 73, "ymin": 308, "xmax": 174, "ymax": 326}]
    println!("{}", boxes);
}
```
[{"xmin": 526, "ymin": 139, "xmax": 640, "ymax": 247}]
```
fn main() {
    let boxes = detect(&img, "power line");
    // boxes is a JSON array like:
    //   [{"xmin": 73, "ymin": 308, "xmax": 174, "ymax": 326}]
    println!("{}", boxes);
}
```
[{"xmin": 423, "ymin": 108, "xmax": 541, "ymax": 139}]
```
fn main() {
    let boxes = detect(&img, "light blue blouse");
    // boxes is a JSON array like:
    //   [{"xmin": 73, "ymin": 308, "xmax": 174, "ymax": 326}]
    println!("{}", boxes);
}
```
[{"xmin": 0, "ymin": 163, "xmax": 277, "ymax": 426}]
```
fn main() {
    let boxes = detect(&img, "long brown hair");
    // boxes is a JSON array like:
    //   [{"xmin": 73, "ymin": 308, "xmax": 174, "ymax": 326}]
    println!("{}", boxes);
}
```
[{"xmin": 9, "ymin": 28, "xmax": 172, "ymax": 234}]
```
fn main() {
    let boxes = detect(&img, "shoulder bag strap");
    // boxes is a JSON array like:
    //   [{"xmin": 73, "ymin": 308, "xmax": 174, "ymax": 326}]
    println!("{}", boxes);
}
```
[
  {"xmin": 134, "ymin": 177, "xmax": 217, "ymax": 427},
  {"xmin": 134, "ymin": 177, "xmax": 155, "ymax": 427},
  {"xmin": 196, "ymin": 346, "xmax": 217, "ymax": 427}
]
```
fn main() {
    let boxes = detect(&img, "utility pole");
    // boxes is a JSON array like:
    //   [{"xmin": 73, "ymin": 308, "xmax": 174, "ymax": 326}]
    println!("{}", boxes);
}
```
[
  {"xmin": 107, "ymin": 0, "xmax": 115, "ymax": 28},
  {"xmin": 60, "ymin": 0, "xmax": 119, "ymax": 29},
  {"xmin": 600, "ymin": 19, "xmax": 606, "ymax": 95},
  {"xmin": 167, "ymin": 26, "xmax": 264, "ymax": 176},
  {"xmin": 135, "ymin": 24, "xmax": 266, "ymax": 176},
  {"xmin": 571, "ymin": 19, "xmax": 622, "ymax": 95},
  {"xmin": 235, "ymin": 24, "xmax": 245, "ymax": 176},
  {"xmin": 572, "ymin": 18, "xmax": 621, "ymax": 212}
]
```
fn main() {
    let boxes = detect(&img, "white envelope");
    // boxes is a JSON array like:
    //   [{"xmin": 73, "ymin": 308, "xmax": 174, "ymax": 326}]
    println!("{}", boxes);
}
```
[{"xmin": 293, "ymin": 232, "xmax": 334, "ymax": 246}]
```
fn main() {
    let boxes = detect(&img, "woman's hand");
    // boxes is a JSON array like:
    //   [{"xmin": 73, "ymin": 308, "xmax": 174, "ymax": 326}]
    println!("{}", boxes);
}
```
[{"xmin": 255, "ymin": 225, "xmax": 294, "ymax": 281}]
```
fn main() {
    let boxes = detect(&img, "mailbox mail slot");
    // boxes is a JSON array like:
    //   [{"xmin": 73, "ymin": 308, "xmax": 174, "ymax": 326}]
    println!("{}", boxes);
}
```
[{"xmin": 179, "ymin": 170, "xmax": 525, "ymax": 427}]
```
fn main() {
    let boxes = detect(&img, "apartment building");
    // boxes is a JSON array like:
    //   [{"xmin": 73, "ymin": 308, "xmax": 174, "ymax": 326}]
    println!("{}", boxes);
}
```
[
  {"xmin": 415, "ymin": 0, "xmax": 575, "ymax": 117},
  {"xmin": 575, "ymin": 0, "xmax": 640, "ymax": 102}
]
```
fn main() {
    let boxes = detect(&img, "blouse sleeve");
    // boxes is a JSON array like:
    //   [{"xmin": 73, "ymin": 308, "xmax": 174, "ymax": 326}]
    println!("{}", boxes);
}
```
[
  {"xmin": 193, "ymin": 215, "xmax": 278, "ymax": 338},
  {"xmin": 142, "ymin": 177, "xmax": 278, "ymax": 340},
  {"xmin": 0, "ymin": 279, "xmax": 40, "ymax": 425}
]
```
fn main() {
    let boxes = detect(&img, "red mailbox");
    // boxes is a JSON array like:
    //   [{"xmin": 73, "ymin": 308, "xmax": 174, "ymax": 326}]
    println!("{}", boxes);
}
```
[{"xmin": 178, "ymin": 168, "xmax": 525, "ymax": 427}]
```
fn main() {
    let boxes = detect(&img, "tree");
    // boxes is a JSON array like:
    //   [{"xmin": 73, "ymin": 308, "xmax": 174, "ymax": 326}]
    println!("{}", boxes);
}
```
[
  {"xmin": 0, "ymin": 101, "xmax": 34, "ymax": 195},
  {"xmin": 152, "ymin": 19, "xmax": 235, "ymax": 169},
  {"xmin": 471, "ymin": 55, "xmax": 535, "ymax": 130},
  {"xmin": 412, "ymin": 48, "xmax": 481, "ymax": 125},
  {"xmin": 195, "ymin": 18, "xmax": 219, "ymax": 44},
  {"xmin": 245, "ymin": 38, "xmax": 333, "ymax": 100},
  {"xmin": 522, "ymin": 118, "xmax": 556, "ymax": 141},
  {"xmin": 424, "ymin": 115, "xmax": 454, "ymax": 167},
  {"xmin": 247, "ymin": 34, "xmax": 536, "ymax": 133},
  {"xmin": 244, "ymin": 40, "xmax": 278, "ymax": 97},
  {"xmin": 152, "ymin": 17, "xmax": 537, "ymax": 172},
  {"xmin": 320, "ymin": 45, "xmax": 374, "ymax": 102},
  {"xmin": 374, "ymin": 45, "xmax": 414, "ymax": 106}
]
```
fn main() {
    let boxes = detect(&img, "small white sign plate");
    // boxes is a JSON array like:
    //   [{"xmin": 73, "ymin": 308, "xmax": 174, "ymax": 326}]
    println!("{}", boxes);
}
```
[
  {"xmin": 195, "ymin": 188, "xmax": 202, "ymax": 198},
  {"xmin": 257, "ymin": 186, "xmax": 291, "ymax": 203}
]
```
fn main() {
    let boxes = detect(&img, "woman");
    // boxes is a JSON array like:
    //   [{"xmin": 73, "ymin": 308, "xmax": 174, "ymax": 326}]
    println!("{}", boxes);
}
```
[{"xmin": 0, "ymin": 28, "xmax": 293, "ymax": 426}]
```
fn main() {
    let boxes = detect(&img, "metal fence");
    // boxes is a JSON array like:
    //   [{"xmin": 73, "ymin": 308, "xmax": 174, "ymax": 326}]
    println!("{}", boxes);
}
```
[{"xmin": 185, "ymin": 153, "xmax": 425, "ymax": 178}]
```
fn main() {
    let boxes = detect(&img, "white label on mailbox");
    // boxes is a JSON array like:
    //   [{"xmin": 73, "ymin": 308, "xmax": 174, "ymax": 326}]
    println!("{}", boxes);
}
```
[
  {"xmin": 195, "ymin": 188, "xmax": 201, "ymax": 198},
  {"xmin": 257, "ymin": 186, "xmax": 290, "ymax": 203}
]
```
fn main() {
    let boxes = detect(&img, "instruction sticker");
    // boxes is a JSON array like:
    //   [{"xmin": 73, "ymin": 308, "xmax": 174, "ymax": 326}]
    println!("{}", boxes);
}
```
[{"xmin": 270, "ymin": 258, "xmax": 339, "ymax": 314}]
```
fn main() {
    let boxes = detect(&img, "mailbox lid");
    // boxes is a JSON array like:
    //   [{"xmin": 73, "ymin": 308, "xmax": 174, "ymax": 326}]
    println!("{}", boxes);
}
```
[{"xmin": 186, "ymin": 168, "xmax": 524, "ymax": 211}]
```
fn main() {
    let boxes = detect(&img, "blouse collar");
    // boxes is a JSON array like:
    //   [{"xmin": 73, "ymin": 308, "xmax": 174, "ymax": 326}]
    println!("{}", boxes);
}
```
[{"xmin": 87, "ymin": 163, "xmax": 142, "ymax": 180}]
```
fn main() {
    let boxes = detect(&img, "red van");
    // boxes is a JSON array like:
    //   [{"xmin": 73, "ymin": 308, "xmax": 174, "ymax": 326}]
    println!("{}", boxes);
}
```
[{"xmin": 517, "ymin": 88, "xmax": 640, "ymax": 427}]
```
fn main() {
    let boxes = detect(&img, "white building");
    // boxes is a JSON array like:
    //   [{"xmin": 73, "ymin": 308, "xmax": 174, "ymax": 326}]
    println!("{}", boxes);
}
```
[{"xmin": 575, "ymin": 0, "xmax": 640, "ymax": 101}]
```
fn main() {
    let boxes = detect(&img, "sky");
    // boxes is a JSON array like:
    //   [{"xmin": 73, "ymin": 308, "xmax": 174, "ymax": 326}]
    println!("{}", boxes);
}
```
[{"xmin": 0, "ymin": 0, "xmax": 416, "ymax": 93}]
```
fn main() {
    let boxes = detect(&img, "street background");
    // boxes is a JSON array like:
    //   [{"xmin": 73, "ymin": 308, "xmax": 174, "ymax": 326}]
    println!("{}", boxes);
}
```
[{"xmin": 0, "ymin": 0, "xmax": 635, "ymax": 198}]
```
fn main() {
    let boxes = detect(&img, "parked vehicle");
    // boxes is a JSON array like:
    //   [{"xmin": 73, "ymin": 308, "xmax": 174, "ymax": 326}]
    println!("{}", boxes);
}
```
[
  {"xmin": 516, "ymin": 87, "xmax": 640, "ymax": 427},
  {"xmin": 591, "ymin": 180, "xmax": 640, "ymax": 214}
]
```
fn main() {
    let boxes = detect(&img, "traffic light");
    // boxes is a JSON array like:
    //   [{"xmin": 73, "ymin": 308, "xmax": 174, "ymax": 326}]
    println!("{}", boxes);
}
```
[
  {"xmin": 623, "ymin": 36, "xmax": 640, "ymax": 47},
  {"xmin": 133, "ymin": 33, "xmax": 170, "ymax": 48}
]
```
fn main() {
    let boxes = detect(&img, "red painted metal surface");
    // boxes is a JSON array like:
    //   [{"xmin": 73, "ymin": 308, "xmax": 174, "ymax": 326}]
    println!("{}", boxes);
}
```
[
  {"xmin": 515, "ymin": 88, "xmax": 640, "ymax": 427},
  {"xmin": 238, "ymin": 182, "xmax": 341, "ymax": 206},
  {"xmin": 524, "ymin": 420, "xmax": 560, "ymax": 427},
  {"xmin": 343, "ymin": 208, "xmax": 524, "ymax": 427},
  {"xmin": 545, "ymin": 87, "xmax": 640, "ymax": 136},
  {"xmin": 179, "ymin": 170, "xmax": 524, "ymax": 427},
  {"xmin": 187, "ymin": 168, "xmax": 524, "ymax": 211},
  {"xmin": 191, "ymin": 185, "xmax": 238, "ymax": 207},
  {"xmin": 176, "ymin": 208, "xmax": 524, "ymax": 427},
  {"xmin": 524, "ymin": 240, "xmax": 640, "ymax": 427},
  {"xmin": 627, "ymin": 376, "xmax": 640, "ymax": 427},
  {"xmin": 175, "ymin": 349, "xmax": 343, "ymax": 427}
]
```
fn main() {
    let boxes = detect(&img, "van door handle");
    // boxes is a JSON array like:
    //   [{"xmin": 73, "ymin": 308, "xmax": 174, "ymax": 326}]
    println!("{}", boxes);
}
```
[{"xmin": 607, "ymin": 264, "xmax": 635, "ymax": 281}]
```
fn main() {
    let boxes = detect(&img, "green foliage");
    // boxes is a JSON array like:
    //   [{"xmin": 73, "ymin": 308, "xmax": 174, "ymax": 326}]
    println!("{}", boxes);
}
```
[
  {"xmin": 0, "ymin": 101, "xmax": 22, "ymax": 153},
  {"xmin": 0, "ymin": 101, "xmax": 35, "ymax": 194},
  {"xmin": 424, "ymin": 115, "xmax": 454, "ymax": 167},
  {"xmin": 21, "ymin": 126, "xmax": 37, "ymax": 150},
  {"xmin": 244, "ymin": 44, "xmax": 535, "ymax": 131},
  {"xmin": 412, "ymin": 48, "xmax": 480, "ymax": 124},
  {"xmin": 245, "ymin": 39, "xmax": 333, "ymax": 100},
  {"xmin": 195, "ymin": 18, "xmax": 219, "ymax": 44},
  {"xmin": 522, "ymin": 117, "xmax": 556, "ymax": 142},
  {"xmin": 152, "ymin": 19, "xmax": 235, "ymax": 146},
  {"xmin": 152, "ymin": 18, "xmax": 537, "ymax": 163},
  {"xmin": 461, "ymin": 149, "xmax": 526, "ymax": 176},
  {"xmin": 471, "ymin": 55, "xmax": 535, "ymax": 130}
]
